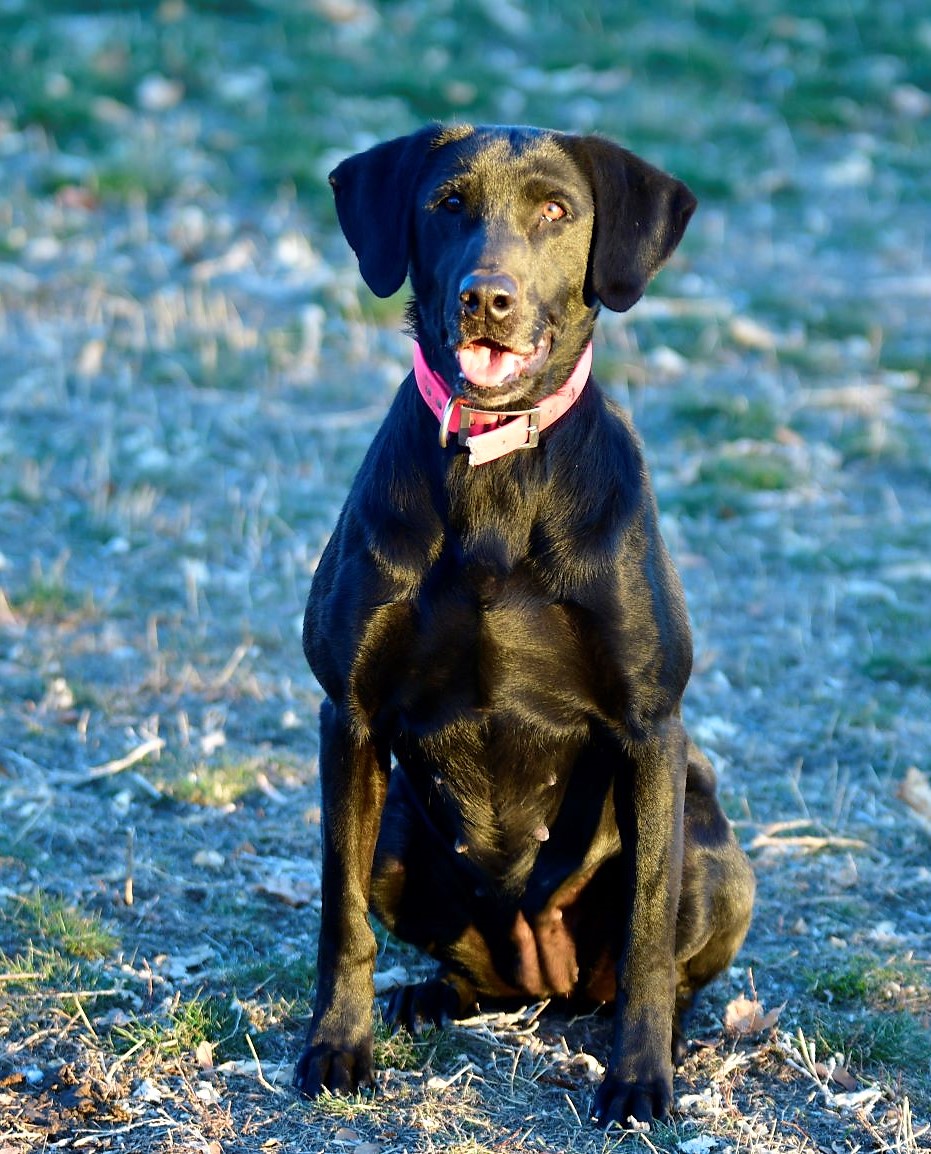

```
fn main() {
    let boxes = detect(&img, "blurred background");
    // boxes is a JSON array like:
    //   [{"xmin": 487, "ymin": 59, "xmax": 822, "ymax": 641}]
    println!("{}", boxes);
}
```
[{"xmin": 2, "ymin": 0, "xmax": 929, "ymax": 824}]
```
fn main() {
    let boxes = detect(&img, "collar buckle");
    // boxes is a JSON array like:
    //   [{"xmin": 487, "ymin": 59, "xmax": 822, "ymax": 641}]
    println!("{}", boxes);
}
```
[
  {"xmin": 438, "ymin": 394, "xmax": 463, "ymax": 448},
  {"xmin": 458, "ymin": 405, "xmax": 541, "ymax": 449}
]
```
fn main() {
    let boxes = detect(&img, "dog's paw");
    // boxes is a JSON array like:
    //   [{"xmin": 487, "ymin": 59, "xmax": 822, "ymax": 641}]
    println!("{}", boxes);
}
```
[
  {"xmin": 385, "ymin": 978, "xmax": 465, "ymax": 1035},
  {"xmin": 293, "ymin": 1039, "xmax": 374, "ymax": 1099},
  {"xmin": 590, "ymin": 1071, "xmax": 673, "ymax": 1129}
]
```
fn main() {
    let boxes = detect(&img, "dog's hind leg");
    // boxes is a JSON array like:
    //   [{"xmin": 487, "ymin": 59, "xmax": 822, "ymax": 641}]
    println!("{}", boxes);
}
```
[
  {"xmin": 385, "ymin": 970, "xmax": 477, "ymax": 1034},
  {"xmin": 369, "ymin": 769, "xmax": 480, "ymax": 1029},
  {"xmin": 672, "ymin": 743, "xmax": 755, "ymax": 1060},
  {"xmin": 369, "ymin": 769, "xmax": 526, "ymax": 1030}
]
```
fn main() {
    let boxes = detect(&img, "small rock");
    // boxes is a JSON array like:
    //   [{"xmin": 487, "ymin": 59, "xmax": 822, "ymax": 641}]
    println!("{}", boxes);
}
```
[
  {"xmin": 646, "ymin": 345, "xmax": 688, "ymax": 375},
  {"xmin": 134, "ymin": 1079, "xmax": 164, "ymax": 1102},
  {"xmin": 891, "ymin": 83, "xmax": 931, "ymax": 119},
  {"xmin": 195, "ymin": 1079, "xmax": 221, "ymax": 1103},
  {"xmin": 25, "ymin": 236, "xmax": 62, "ymax": 263},
  {"xmin": 40, "ymin": 677, "xmax": 74, "ymax": 712},
  {"xmin": 137, "ymin": 73, "xmax": 184, "ymax": 112},
  {"xmin": 729, "ymin": 316, "xmax": 777, "ymax": 351}
]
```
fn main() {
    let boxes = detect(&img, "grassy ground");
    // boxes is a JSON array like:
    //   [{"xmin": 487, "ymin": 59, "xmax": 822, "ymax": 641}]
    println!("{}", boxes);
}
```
[{"xmin": 1, "ymin": 1, "xmax": 930, "ymax": 1151}]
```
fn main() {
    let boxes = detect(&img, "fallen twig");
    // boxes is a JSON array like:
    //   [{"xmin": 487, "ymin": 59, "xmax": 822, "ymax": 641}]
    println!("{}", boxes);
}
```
[
  {"xmin": 78, "ymin": 737, "xmax": 166, "ymax": 784},
  {"xmin": 246, "ymin": 1032, "xmax": 283, "ymax": 1095},
  {"xmin": 750, "ymin": 832, "xmax": 869, "ymax": 853}
]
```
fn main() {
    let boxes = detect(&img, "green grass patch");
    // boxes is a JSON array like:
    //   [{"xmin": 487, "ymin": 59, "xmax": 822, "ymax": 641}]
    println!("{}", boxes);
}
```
[
  {"xmin": 805, "ymin": 952, "xmax": 931, "ymax": 1016},
  {"xmin": 372, "ymin": 1012, "xmax": 462, "ymax": 1076},
  {"xmin": 111, "ymin": 989, "xmax": 250, "ymax": 1063},
  {"xmin": 3, "ymin": 891, "xmax": 119, "ymax": 961},
  {"xmin": 813, "ymin": 1008, "xmax": 931, "ymax": 1078},
  {"xmin": 225, "ymin": 953, "xmax": 317, "ymax": 1002},
  {"xmin": 863, "ymin": 651, "xmax": 931, "ymax": 689},
  {"xmin": 671, "ymin": 393, "xmax": 780, "ymax": 443},
  {"xmin": 803, "ymin": 954, "xmax": 931, "ymax": 1101},
  {"xmin": 153, "ymin": 756, "xmax": 268, "ymax": 807},
  {"xmin": 664, "ymin": 443, "xmax": 801, "ymax": 517},
  {"xmin": 697, "ymin": 449, "xmax": 797, "ymax": 493},
  {"xmin": 11, "ymin": 575, "xmax": 91, "ymax": 621},
  {"xmin": 0, "ymin": 940, "xmax": 106, "ymax": 995}
]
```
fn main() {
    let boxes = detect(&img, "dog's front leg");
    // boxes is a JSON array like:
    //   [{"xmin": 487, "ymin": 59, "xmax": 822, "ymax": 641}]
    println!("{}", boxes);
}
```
[
  {"xmin": 592, "ymin": 717, "xmax": 688, "ymax": 1128},
  {"xmin": 294, "ymin": 698, "xmax": 389, "ymax": 1098}
]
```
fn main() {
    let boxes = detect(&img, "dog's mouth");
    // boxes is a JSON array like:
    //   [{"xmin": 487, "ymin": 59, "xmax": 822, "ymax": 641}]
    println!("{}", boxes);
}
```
[{"xmin": 456, "ymin": 334, "xmax": 552, "ymax": 391}]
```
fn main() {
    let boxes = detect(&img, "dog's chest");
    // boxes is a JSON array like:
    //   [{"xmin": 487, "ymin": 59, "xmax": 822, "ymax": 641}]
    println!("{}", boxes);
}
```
[{"xmin": 390, "ymin": 548, "xmax": 594, "ymax": 742}]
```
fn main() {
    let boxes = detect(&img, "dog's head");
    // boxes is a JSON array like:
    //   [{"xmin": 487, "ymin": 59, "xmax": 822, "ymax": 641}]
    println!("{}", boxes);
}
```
[{"xmin": 329, "ymin": 124, "xmax": 696, "ymax": 407}]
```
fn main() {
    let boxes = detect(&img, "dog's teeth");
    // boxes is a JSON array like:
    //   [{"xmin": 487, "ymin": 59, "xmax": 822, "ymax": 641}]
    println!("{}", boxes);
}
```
[{"xmin": 454, "ymin": 839, "xmax": 469, "ymax": 854}]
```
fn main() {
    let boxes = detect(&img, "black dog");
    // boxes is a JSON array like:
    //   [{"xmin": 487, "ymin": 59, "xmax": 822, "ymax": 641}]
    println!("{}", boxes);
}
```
[{"xmin": 295, "ymin": 124, "xmax": 754, "ymax": 1129}]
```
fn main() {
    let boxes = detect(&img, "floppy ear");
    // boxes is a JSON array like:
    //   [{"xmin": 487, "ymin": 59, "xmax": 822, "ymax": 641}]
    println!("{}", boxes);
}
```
[
  {"xmin": 328, "ymin": 124, "xmax": 440, "ymax": 298},
  {"xmin": 562, "ymin": 135, "xmax": 697, "ymax": 313}
]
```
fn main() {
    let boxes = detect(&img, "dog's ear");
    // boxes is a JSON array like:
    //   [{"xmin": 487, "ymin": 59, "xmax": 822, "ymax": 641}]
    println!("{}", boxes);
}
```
[
  {"xmin": 562, "ymin": 135, "xmax": 697, "ymax": 313},
  {"xmin": 328, "ymin": 125, "xmax": 440, "ymax": 298}
]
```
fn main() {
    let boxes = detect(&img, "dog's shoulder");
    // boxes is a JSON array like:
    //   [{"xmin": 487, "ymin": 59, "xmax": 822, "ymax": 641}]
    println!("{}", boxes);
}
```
[
  {"xmin": 311, "ymin": 376, "xmax": 445, "ymax": 591},
  {"xmin": 544, "ymin": 378, "xmax": 650, "ymax": 513}
]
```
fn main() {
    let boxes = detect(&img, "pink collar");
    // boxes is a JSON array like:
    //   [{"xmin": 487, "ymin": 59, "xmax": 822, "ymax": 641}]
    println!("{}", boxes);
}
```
[{"xmin": 413, "ymin": 341, "xmax": 593, "ymax": 466}]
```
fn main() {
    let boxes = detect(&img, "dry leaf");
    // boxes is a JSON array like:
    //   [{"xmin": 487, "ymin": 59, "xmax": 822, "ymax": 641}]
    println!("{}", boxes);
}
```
[
  {"xmin": 680, "ymin": 1137, "xmax": 717, "ymax": 1154},
  {"xmin": 95, "ymin": 1007, "xmax": 133, "ymax": 1029},
  {"xmin": 898, "ymin": 766, "xmax": 931, "ymax": 835},
  {"xmin": 255, "ymin": 875, "xmax": 318, "ymax": 907},
  {"xmin": 723, "ymin": 993, "xmax": 784, "ymax": 1037},
  {"xmin": 216, "ymin": 1058, "xmax": 294, "ymax": 1084},
  {"xmin": 373, "ymin": 964, "xmax": 409, "ymax": 994},
  {"xmin": 831, "ymin": 1064, "xmax": 858, "ymax": 1091},
  {"xmin": 831, "ymin": 1086, "xmax": 883, "ymax": 1112},
  {"xmin": 159, "ymin": 943, "xmax": 215, "ymax": 979},
  {"xmin": 196, "ymin": 1039, "xmax": 214, "ymax": 1069},
  {"xmin": 193, "ymin": 849, "xmax": 226, "ymax": 870}
]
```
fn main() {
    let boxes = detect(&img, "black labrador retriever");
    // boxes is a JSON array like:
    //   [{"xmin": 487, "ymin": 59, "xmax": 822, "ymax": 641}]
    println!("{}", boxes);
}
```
[{"xmin": 294, "ymin": 123, "xmax": 755, "ymax": 1129}]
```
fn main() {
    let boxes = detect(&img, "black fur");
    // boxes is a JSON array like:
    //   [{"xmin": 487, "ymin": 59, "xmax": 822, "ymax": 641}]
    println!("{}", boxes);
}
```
[{"xmin": 295, "ymin": 124, "xmax": 754, "ymax": 1129}]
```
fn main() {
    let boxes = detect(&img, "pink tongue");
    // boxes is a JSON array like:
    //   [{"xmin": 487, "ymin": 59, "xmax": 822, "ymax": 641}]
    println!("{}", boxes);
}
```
[{"xmin": 457, "ymin": 343, "xmax": 525, "ymax": 388}]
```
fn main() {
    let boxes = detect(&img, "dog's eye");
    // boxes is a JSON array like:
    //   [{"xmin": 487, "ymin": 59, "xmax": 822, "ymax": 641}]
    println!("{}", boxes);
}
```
[
  {"xmin": 442, "ymin": 194, "xmax": 464, "ymax": 213},
  {"xmin": 541, "ymin": 201, "xmax": 566, "ymax": 222}
]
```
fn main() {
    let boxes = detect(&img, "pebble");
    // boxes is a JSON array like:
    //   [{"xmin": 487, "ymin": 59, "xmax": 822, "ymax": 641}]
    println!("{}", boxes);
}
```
[{"xmin": 137, "ymin": 73, "xmax": 184, "ymax": 111}]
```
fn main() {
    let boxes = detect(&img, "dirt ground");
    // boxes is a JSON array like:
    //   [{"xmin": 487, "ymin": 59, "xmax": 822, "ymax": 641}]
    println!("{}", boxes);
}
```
[{"xmin": 2, "ymin": 3, "xmax": 930, "ymax": 1152}]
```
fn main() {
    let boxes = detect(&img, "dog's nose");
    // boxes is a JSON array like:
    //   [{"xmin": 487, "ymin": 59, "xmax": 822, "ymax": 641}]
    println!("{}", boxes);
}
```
[{"xmin": 459, "ymin": 273, "xmax": 518, "ymax": 324}]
